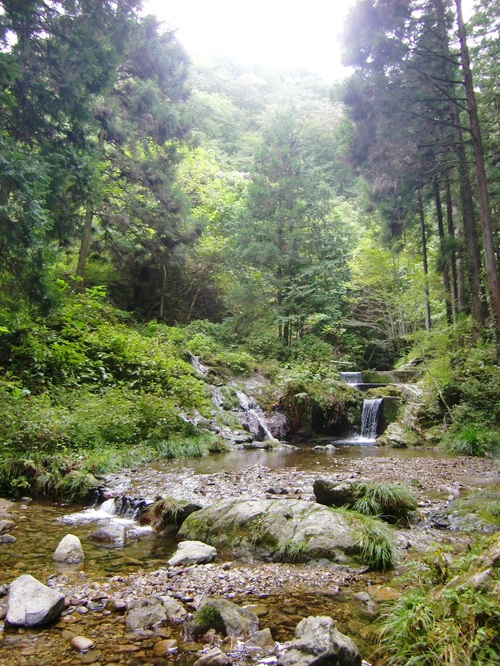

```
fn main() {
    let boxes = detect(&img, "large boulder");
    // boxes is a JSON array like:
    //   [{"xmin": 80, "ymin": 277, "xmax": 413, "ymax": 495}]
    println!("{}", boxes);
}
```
[
  {"xmin": 53, "ymin": 534, "xmax": 85, "ymax": 564},
  {"xmin": 277, "ymin": 616, "xmax": 361, "ymax": 666},
  {"xmin": 168, "ymin": 540, "xmax": 217, "ymax": 566},
  {"xmin": 6, "ymin": 574, "xmax": 65, "ymax": 627},
  {"xmin": 179, "ymin": 498, "xmax": 392, "ymax": 568},
  {"xmin": 313, "ymin": 480, "xmax": 363, "ymax": 508}
]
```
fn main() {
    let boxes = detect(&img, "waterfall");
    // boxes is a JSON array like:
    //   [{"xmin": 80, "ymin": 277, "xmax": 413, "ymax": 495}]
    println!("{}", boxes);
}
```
[
  {"xmin": 189, "ymin": 354, "xmax": 210, "ymax": 377},
  {"xmin": 235, "ymin": 391, "xmax": 275, "ymax": 441},
  {"xmin": 360, "ymin": 398, "xmax": 383, "ymax": 439},
  {"xmin": 340, "ymin": 372, "xmax": 363, "ymax": 385}
]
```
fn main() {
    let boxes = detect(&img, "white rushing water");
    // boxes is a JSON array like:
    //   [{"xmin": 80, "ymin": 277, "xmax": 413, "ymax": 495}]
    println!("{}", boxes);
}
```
[
  {"xmin": 339, "ymin": 371, "xmax": 363, "ymax": 385},
  {"xmin": 360, "ymin": 398, "xmax": 383, "ymax": 440},
  {"xmin": 59, "ymin": 498, "xmax": 152, "ymax": 536}
]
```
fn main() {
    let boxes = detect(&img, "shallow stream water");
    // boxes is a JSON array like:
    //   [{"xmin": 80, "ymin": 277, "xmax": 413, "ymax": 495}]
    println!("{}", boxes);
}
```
[
  {"xmin": 0, "ymin": 443, "xmax": 496, "ymax": 666},
  {"xmin": 1, "ymin": 444, "xmax": 451, "ymax": 583}
]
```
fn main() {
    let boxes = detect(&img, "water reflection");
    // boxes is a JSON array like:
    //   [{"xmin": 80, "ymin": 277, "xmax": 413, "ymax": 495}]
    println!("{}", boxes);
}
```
[{"xmin": 164, "ymin": 442, "xmax": 450, "ymax": 475}]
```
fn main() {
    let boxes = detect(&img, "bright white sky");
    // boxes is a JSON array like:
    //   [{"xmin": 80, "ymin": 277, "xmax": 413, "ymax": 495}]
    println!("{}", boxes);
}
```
[{"xmin": 145, "ymin": 0, "xmax": 475, "ymax": 82}]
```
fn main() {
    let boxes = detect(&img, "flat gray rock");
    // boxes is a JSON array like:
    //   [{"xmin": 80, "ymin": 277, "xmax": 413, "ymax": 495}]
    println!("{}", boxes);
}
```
[
  {"xmin": 168, "ymin": 540, "xmax": 217, "ymax": 566},
  {"xmin": 7, "ymin": 574, "xmax": 65, "ymax": 627}
]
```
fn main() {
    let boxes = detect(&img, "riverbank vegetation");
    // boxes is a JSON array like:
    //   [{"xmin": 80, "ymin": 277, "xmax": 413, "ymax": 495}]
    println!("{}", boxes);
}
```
[{"xmin": 0, "ymin": 0, "xmax": 498, "ymax": 484}]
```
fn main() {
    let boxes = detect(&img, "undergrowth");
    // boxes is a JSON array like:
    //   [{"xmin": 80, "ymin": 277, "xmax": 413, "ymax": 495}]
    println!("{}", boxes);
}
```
[{"xmin": 378, "ymin": 538, "xmax": 500, "ymax": 665}]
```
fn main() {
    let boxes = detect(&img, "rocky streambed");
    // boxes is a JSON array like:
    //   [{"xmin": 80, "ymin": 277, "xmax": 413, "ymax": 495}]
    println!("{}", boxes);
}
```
[{"xmin": 0, "ymin": 446, "xmax": 499, "ymax": 665}]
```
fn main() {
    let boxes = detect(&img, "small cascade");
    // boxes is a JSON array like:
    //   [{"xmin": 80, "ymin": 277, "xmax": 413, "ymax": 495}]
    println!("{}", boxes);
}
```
[
  {"xmin": 236, "ymin": 391, "xmax": 275, "ymax": 441},
  {"xmin": 360, "ymin": 398, "xmax": 383, "ymax": 439},
  {"xmin": 340, "ymin": 372, "xmax": 363, "ymax": 385},
  {"xmin": 59, "ymin": 497, "xmax": 152, "ymax": 536},
  {"xmin": 189, "ymin": 354, "xmax": 210, "ymax": 377}
]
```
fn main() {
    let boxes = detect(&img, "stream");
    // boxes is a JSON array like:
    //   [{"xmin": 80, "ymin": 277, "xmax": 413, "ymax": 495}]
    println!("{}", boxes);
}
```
[{"xmin": 0, "ymin": 443, "xmax": 498, "ymax": 665}]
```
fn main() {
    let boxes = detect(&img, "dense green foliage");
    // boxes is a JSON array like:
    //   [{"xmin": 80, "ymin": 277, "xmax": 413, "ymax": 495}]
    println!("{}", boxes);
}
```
[{"xmin": 0, "ymin": 0, "xmax": 499, "ymax": 505}]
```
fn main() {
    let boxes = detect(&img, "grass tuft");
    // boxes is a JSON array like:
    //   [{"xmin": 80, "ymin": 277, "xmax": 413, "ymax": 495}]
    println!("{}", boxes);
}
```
[{"xmin": 352, "ymin": 482, "xmax": 418, "ymax": 524}]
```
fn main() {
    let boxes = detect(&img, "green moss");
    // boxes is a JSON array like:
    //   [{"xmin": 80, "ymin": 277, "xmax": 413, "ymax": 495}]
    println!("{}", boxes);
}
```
[{"xmin": 190, "ymin": 604, "xmax": 225, "ymax": 635}]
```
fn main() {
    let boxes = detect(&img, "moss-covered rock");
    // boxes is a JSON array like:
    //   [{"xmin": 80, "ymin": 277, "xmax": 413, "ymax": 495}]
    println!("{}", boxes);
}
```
[{"xmin": 179, "ymin": 498, "xmax": 396, "ymax": 570}]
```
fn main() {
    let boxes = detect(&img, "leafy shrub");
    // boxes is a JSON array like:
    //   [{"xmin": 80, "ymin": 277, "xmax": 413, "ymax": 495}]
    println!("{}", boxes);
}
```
[{"xmin": 190, "ymin": 604, "xmax": 225, "ymax": 636}]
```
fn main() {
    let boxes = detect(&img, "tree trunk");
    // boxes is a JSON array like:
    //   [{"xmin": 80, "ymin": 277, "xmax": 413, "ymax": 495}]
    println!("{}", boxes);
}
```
[
  {"xmin": 75, "ymin": 205, "xmax": 94, "ymax": 286},
  {"xmin": 418, "ymin": 189, "xmax": 432, "ymax": 331},
  {"xmin": 444, "ymin": 175, "xmax": 459, "ymax": 321},
  {"xmin": 75, "ymin": 129, "xmax": 105, "ymax": 286},
  {"xmin": 434, "ymin": 178, "xmax": 452, "ymax": 323},
  {"xmin": 433, "ymin": 0, "xmax": 485, "ymax": 324},
  {"xmin": 456, "ymin": 0, "xmax": 500, "ymax": 363}
]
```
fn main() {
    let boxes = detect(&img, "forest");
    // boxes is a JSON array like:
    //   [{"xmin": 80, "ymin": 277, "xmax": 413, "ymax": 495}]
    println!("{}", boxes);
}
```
[{"xmin": 0, "ymin": 1, "xmax": 499, "ymax": 665}]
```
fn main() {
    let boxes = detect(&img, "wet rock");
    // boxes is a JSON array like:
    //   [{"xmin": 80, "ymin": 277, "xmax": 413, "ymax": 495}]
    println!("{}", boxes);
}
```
[
  {"xmin": 125, "ymin": 597, "xmax": 166, "ymax": 631},
  {"xmin": 313, "ymin": 479, "xmax": 363, "ymax": 508},
  {"xmin": 6, "ymin": 574, "xmax": 65, "ymax": 627},
  {"xmin": 277, "ymin": 615, "xmax": 361, "ymax": 666},
  {"xmin": 194, "ymin": 646, "xmax": 231, "ymax": 666},
  {"xmin": 427, "ymin": 510, "xmax": 498, "ymax": 533},
  {"xmin": 353, "ymin": 592, "xmax": 376, "ymax": 614},
  {"xmin": 54, "ymin": 534, "xmax": 85, "ymax": 564},
  {"xmin": 70, "ymin": 635, "xmax": 94, "ymax": 652},
  {"xmin": 179, "ymin": 499, "xmax": 373, "ymax": 567},
  {"xmin": 153, "ymin": 638, "xmax": 177, "ymax": 656},
  {"xmin": 0, "ymin": 520, "xmax": 15, "ymax": 534},
  {"xmin": 168, "ymin": 540, "xmax": 217, "ymax": 566},
  {"xmin": 243, "ymin": 603, "xmax": 268, "ymax": 617},
  {"xmin": 81, "ymin": 649, "xmax": 101, "ymax": 663},
  {"xmin": 106, "ymin": 598, "xmax": 127, "ymax": 613},
  {"xmin": 188, "ymin": 598, "xmax": 259, "ymax": 638},
  {"xmin": 245, "ymin": 627, "xmax": 275, "ymax": 650},
  {"xmin": 158, "ymin": 594, "xmax": 188, "ymax": 622},
  {"xmin": 0, "ymin": 534, "xmax": 16, "ymax": 544},
  {"xmin": 88, "ymin": 523, "xmax": 126, "ymax": 545}
]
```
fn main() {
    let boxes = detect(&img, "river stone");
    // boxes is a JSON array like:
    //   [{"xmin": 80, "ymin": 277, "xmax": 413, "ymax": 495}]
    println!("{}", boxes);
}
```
[
  {"xmin": 88, "ymin": 523, "xmax": 126, "ymax": 544},
  {"xmin": 313, "ymin": 479, "xmax": 363, "ymax": 508},
  {"xmin": 0, "ymin": 519, "xmax": 15, "ymax": 534},
  {"xmin": 54, "ymin": 534, "xmax": 85, "ymax": 564},
  {"xmin": 200, "ymin": 598, "xmax": 259, "ymax": 637},
  {"xmin": 125, "ymin": 597, "xmax": 166, "ymax": 631},
  {"xmin": 0, "ymin": 534, "xmax": 16, "ymax": 544},
  {"xmin": 179, "ymin": 499, "xmax": 369, "ymax": 566},
  {"xmin": 158, "ymin": 594, "xmax": 188, "ymax": 622},
  {"xmin": 245, "ymin": 627, "xmax": 275, "ymax": 650},
  {"xmin": 6, "ymin": 574, "xmax": 65, "ymax": 627},
  {"xmin": 277, "ymin": 616, "xmax": 361, "ymax": 666},
  {"xmin": 193, "ymin": 646, "xmax": 231, "ymax": 666},
  {"xmin": 168, "ymin": 540, "xmax": 217, "ymax": 566},
  {"xmin": 71, "ymin": 635, "xmax": 94, "ymax": 652}
]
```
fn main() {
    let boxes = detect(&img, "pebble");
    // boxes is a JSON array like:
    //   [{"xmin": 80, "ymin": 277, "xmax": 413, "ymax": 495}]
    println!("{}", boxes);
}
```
[
  {"xmin": 81, "ymin": 650, "xmax": 101, "ymax": 664},
  {"xmin": 153, "ymin": 638, "xmax": 178, "ymax": 656},
  {"xmin": 71, "ymin": 635, "xmax": 95, "ymax": 652}
]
